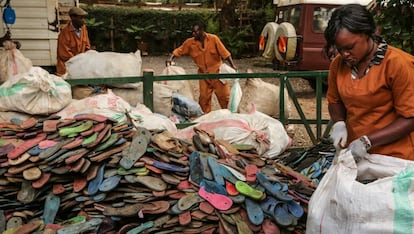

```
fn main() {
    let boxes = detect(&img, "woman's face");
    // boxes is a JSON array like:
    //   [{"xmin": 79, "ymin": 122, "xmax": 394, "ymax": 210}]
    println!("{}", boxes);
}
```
[{"xmin": 334, "ymin": 28, "xmax": 371, "ymax": 66}]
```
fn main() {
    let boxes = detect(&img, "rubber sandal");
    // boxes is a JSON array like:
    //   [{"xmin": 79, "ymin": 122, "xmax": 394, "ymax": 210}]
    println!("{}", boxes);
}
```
[
  {"xmin": 22, "ymin": 167, "xmax": 42, "ymax": 181},
  {"xmin": 245, "ymin": 164, "xmax": 259, "ymax": 182},
  {"xmin": 273, "ymin": 201, "xmax": 294, "ymax": 226},
  {"xmin": 235, "ymin": 181, "xmax": 263, "ymax": 200},
  {"xmin": 8, "ymin": 133, "xmax": 47, "ymax": 159},
  {"xmin": 74, "ymin": 113, "xmax": 108, "ymax": 122},
  {"xmin": 73, "ymin": 176, "xmax": 88, "ymax": 193},
  {"xmin": 286, "ymin": 200, "xmax": 304, "ymax": 218},
  {"xmin": 140, "ymin": 157, "xmax": 189, "ymax": 173},
  {"xmin": 239, "ymin": 208, "xmax": 263, "ymax": 233},
  {"xmin": 225, "ymin": 181, "xmax": 239, "ymax": 196},
  {"xmin": 221, "ymin": 164, "xmax": 246, "ymax": 181},
  {"xmin": 125, "ymin": 221, "xmax": 153, "ymax": 234},
  {"xmin": 94, "ymin": 132, "xmax": 120, "ymax": 152},
  {"xmin": 39, "ymin": 138, "xmax": 73, "ymax": 160},
  {"xmin": 20, "ymin": 117, "xmax": 37, "ymax": 130},
  {"xmin": 199, "ymin": 153, "xmax": 213, "ymax": 180},
  {"xmin": 256, "ymin": 172, "xmax": 293, "ymax": 201},
  {"xmin": 199, "ymin": 201, "xmax": 215, "ymax": 214},
  {"xmin": 141, "ymin": 200, "xmax": 170, "ymax": 215},
  {"xmin": 218, "ymin": 164, "xmax": 238, "ymax": 184},
  {"xmin": 177, "ymin": 192, "xmax": 204, "ymax": 211},
  {"xmin": 43, "ymin": 193, "xmax": 60, "ymax": 225},
  {"xmin": 85, "ymin": 124, "xmax": 111, "ymax": 148},
  {"xmin": 198, "ymin": 186, "xmax": 233, "ymax": 211},
  {"xmin": 262, "ymin": 219, "xmax": 281, "ymax": 234},
  {"xmin": 103, "ymin": 203, "xmax": 143, "ymax": 217},
  {"xmin": 58, "ymin": 120, "xmax": 93, "ymax": 137},
  {"xmin": 8, "ymin": 152, "xmax": 31, "ymax": 166},
  {"xmin": 0, "ymin": 143, "xmax": 15, "ymax": 157},
  {"xmin": 200, "ymin": 179, "xmax": 227, "ymax": 195},
  {"xmin": 229, "ymin": 194, "xmax": 246, "ymax": 204},
  {"xmin": 245, "ymin": 198, "xmax": 264, "ymax": 225},
  {"xmin": 125, "ymin": 175, "xmax": 167, "ymax": 192},
  {"xmin": 179, "ymin": 211, "xmax": 192, "ymax": 226},
  {"xmin": 43, "ymin": 119, "xmax": 60, "ymax": 133},
  {"xmin": 99, "ymin": 175, "xmax": 122, "ymax": 192},
  {"xmin": 230, "ymin": 213, "xmax": 254, "ymax": 234},
  {"xmin": 87, "ymin": 163, "xmax": 105, "ymax": 195},
  {"xmin": 207, "ymin": 157, "xmax": 225, "ymax": 185},
  {"xmin": 189, "ymin": 151, "xmax": 203, "ymax": 185},
  {"xmin": 13, "ymin": 219, "xmax": 42, "ymax": 234},
  {"xmin": 38, "ymin": 140, "xmax": 58, "ymax": 149},
  {"xmin": 32, "ymin": 172, "xmax": 51, "ymax": 189},
  {"xmin": 120, "ymin": 127, "xmax": 150, "ymax": 169}
]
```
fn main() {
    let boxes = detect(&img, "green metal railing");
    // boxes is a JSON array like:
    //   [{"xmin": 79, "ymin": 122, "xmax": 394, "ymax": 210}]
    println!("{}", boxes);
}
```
[{"xmin": 66, "ymin": 70, "xmax": 331, "ymax": 145}]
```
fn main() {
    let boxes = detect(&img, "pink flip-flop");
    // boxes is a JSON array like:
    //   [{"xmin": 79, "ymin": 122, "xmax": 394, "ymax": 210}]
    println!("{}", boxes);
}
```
[{"xmin": 198, "ymin": 186, "xmax": 233, "ymax": 211}]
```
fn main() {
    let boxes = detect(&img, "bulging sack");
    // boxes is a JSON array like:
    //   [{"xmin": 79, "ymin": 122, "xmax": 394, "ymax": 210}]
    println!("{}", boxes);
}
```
[
  {"xmin": 307, "ymin": 150, "xmax": 414, "ymax": 234},
  {"xmin": 0, "ymin": 67, "xmax": 71, "ymax": 115},
  {"xmin": 65, "ymin": 50, "xmax": 142, "ymax": 89}
]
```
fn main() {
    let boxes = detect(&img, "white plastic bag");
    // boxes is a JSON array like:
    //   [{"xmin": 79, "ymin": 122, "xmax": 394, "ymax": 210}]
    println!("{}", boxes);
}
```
[
  {"xmin": 228, "ymin": 78, "xmax": 242, "ymax": 113},
  {"xmin": 0, "ymin": 67, "xmax": 71, "ymax": 115},
  {"xmin": 306, "ymin": 150, "xmax": 414, "ymax": 234},
  {"xmin": 0, "ymin": 41, "xmax": 32, "ymax": 83}
]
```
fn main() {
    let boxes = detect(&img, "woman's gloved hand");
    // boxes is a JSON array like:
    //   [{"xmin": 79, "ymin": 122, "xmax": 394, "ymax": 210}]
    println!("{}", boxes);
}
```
[
  {"xmin": 330, "ymin": 121, "xmax": 347, "ymax": 150},
  {"xmin": 349, "ymin": 135, "xmax": 371, "ymax": 162}
]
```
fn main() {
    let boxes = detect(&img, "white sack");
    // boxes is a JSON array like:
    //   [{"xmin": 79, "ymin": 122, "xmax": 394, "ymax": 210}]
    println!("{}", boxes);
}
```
[
  {"xmin": 161, "ymin": 65, "xmax": 194, "ymax": 100},
  {"xmin": 112, "ymin": 83, "xmax": 176, "ymax": 117},
  {"xmin": 176, "ymin": 109, "xmax": 291, "ymax": 158},
  {"xmin": 0, "ymin": 41, "xmax": 32, "ymax": 83},
  {"xmin": 56, "ymin": 90, "xmax": 177, "ymax": 132},
  {"xmin": 238, "ymin": 78, "xmax": 292, "ymax": 119},
  {"xmin": 0, "ymin": 67, "xmax": 71, "ymax": 115},
  {"xmin": 307, "ymin": 150, "xmax": 414, "ymax": 234},
  {"xmin": 65, "ymin": 50, "xmax": 142, "ymax": 89}
]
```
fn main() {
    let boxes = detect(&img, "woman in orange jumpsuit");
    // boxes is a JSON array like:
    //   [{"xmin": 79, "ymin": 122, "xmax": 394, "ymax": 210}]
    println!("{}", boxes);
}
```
[
  {"xmin": 326, "ymin": 4, "xmax": 414, "ymax": 161},
  {"xmin": 168, "ymin": 21, "xmax": 237, "ymax": 113}
]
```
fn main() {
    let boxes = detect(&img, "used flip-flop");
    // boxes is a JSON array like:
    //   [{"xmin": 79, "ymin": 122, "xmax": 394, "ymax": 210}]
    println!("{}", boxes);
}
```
[
  {"xmin": 207, "ymin": 157, "xmax": 225, "ymax": 185},
  {"xmin": 124, "ymin": 175, "xmax": 167, "ymax": 192},
  {"xmin": 177, "ymin": 192, "xmax": 204, "ymax": 211},
  {"xmin": 189, "ymin": 151, "xmax": 203, "ymax": 185},
  {"xmin": 58, "ymin": 120, "xmax": 93, "ymax": 137},
  {"xmin": 262, "ymin": 219, "xmax": 281, "ymax": 234},
  {"xmin": 256, "ymin": 172, "xmax": 293, "ymax": 201},
  {"xmin": 87, "ymin": 163, "xmax": 106, "ymax": 195},
  {"xmin": 57, "ymin": 218, "xmax": 102, "ymax": 234},
  {"xmin": 43, "ymin": 193, "xmax": 60, "ymax": 225},
  {"xmin": 99, "ymin": 175, "xmax": 122, "ymax": 192},
  {"xmin": 221, "ymin": 164, "xmax": 246, "ymax": 181},
  {"xmin": 125, "ymin": 221, "xmax": 153, "ymax": 234},
  {"xmin": 286, "ymin": 200, "xmax": 304, "ymax": 218},
  {"xmin": 198, "ymin": 186, "xmax": 233, "ymax": 211},
  {"xmin": 199, "ymin": 153, "xmax": 214, "ymax": 180},
  {"xmin": 120, "ymin": 127, "xmax": 150, "ymax": 169},
  {"xmin": 225, "ymin": 181, "xmax": 239, "ymax": 196},
  {"xmin": 245, "ymin": 164, "xmax": 259, "ymax": 182},
  {"xmin": 245, "ymin": 198, "xmax": 264, "ymax": 225},
  {"xmin": 200, "ymin": 179, "xmax": 227, "ymax": 195},
  {"xmin": 8, "ymin": 133, "xmax": 47, "ymax": 159},
  {"xmin": 235, "ymin": 181, "xmax": 263, "ymax": 200}
]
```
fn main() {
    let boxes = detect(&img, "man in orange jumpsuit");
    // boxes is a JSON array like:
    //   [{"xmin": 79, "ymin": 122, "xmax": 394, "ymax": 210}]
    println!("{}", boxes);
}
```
[
  {"xmin": 167, "ymin": 21, "xmax": 237, "ymax": 113},
  {"xmin": 56, "ymin": 7, "xmax": 91, "ymax": 76}
]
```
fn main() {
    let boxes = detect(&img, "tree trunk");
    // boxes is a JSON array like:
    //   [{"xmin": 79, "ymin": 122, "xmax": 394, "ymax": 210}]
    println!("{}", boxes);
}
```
[{"xmin": 220, "ymin": 0, "xmax": 238, "ymax": 31}]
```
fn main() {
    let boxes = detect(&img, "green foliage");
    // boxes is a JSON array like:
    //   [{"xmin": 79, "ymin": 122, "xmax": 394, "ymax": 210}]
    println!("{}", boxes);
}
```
[
  {"xmin": 219, "ymin": 26, "xmax": 253, "ymax": 58},
  {"xmin": 82, "ymin": 5, "xmax": 269, "ymax": 56},
  {"xmin": 372, "ymin": 0, "xmax": 414, "ymax": 55}
]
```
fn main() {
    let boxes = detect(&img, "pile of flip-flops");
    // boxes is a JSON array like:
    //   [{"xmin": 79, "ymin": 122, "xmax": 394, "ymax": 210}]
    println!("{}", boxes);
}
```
[{"xmin": 0, "ymin": 113, "xmax": 331, "ymax": 233}]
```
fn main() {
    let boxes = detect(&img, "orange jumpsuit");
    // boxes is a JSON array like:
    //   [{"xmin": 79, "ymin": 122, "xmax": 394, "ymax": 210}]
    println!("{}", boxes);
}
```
[
  {"xmin": 173, "ymin": 33, "xmax": 231, "ymax": 113},
  {"xmin": 56, "ymin": 22, "xmax": 90, "ymax": 76},
  {"xmin": 327, "ymin": 45, "xmax": 414, "ymax": 160}
]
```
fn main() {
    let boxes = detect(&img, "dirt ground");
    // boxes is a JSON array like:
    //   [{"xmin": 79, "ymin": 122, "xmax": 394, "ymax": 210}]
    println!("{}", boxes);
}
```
[{"xmin": 141, "ymin": 55, "xmax": 330, "ymax": 148}]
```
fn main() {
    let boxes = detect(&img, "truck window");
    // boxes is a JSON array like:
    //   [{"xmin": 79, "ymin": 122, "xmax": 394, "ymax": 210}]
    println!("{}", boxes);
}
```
[
  {"xmin": 289, "ymin": 7, "xmax": 301, "ymax": 29},
  {"xmin": 313, "ymin": 7, "xmax": 335, "ymax": 32}
]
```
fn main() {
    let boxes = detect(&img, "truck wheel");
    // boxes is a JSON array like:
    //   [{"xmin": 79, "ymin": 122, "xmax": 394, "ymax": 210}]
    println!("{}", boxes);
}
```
[
  {"xmin": 259, "ymin": 22, "xmax": 279, "ymax": 59},
  {"xmin": 274, "ymin": 22, "xmax": 297, "ymax": 62}
]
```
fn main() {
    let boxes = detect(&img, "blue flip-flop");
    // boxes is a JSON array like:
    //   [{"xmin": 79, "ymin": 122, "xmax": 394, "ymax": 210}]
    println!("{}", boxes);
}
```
[
  {"xmin": 88, "ymin": 163, "xmax": 106, "ymax": 195},
  {"xmin": 256, "ymin": 172, "xmax": 293, "ymax": 201},
  {"xmin": 189, "ymin": 151, "xmax": 203, "ymax": 185},
  {"xmin": 99, "ymin": 175, "xmax": 122, "ymax": 192},
  {"xmin": 274, "ymin": 201, "xmax": 294, "ymax": 226},
  {"xmin": 245, "ymin": 198, "xmax": 264, "ymax": 225},
  {"xmin": 287, "ymin": 200, "xmax": 304, "ymax": 218},
  {"xmin": 200, "ymin": 179, "xmax": 227, "ymax": 195},
  {"xmin": 207, "ymin": 157, "xmax": 225, "ymax": 185},
  {"xmin": 43, "ymin": 193, "xmax": 60, "ymax": 225}
]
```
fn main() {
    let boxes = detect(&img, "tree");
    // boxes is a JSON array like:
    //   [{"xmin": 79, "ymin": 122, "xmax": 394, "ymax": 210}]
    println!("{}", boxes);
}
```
[{"xmin": 372, "ymin": 0, "xmax": 414, "ymax": 55}]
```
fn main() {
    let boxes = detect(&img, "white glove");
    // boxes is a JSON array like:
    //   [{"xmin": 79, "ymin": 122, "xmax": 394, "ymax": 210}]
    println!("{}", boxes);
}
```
[
  {"xmin": 348, "ymin": 136, "xmax": 371, "ymax": 162},
  {"xmin": 330, "ymin": 121, "xmax": 347, "ymax": 150}
]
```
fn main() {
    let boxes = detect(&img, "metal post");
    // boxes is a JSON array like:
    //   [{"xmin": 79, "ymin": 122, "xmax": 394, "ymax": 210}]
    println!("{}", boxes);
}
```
[{"xmin": 143, "ymin": 69, "xmax": 154, "ymax": 112}]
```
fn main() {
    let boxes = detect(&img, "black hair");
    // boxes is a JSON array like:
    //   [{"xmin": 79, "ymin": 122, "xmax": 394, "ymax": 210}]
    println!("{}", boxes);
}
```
[
  {"xmin": 324, "ymin": 4, "xmax": 377, "ymax": 58},
  {"xmin": 192, "ymin": 21, "xmax": 206, "ymax": 31}
]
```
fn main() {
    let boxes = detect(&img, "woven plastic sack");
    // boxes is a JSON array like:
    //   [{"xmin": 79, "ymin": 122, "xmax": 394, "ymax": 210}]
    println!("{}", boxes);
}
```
[
  {"xmin": 0, "ymin": 67, "xmax": 71, "ymax": 115},
  {"xmin": 307, "ymin": 150, "xmax": 414, "ymax": 234},
  {"xmin": 0, "ymin": 41, "xmax": 32, "ymax": 83}
]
